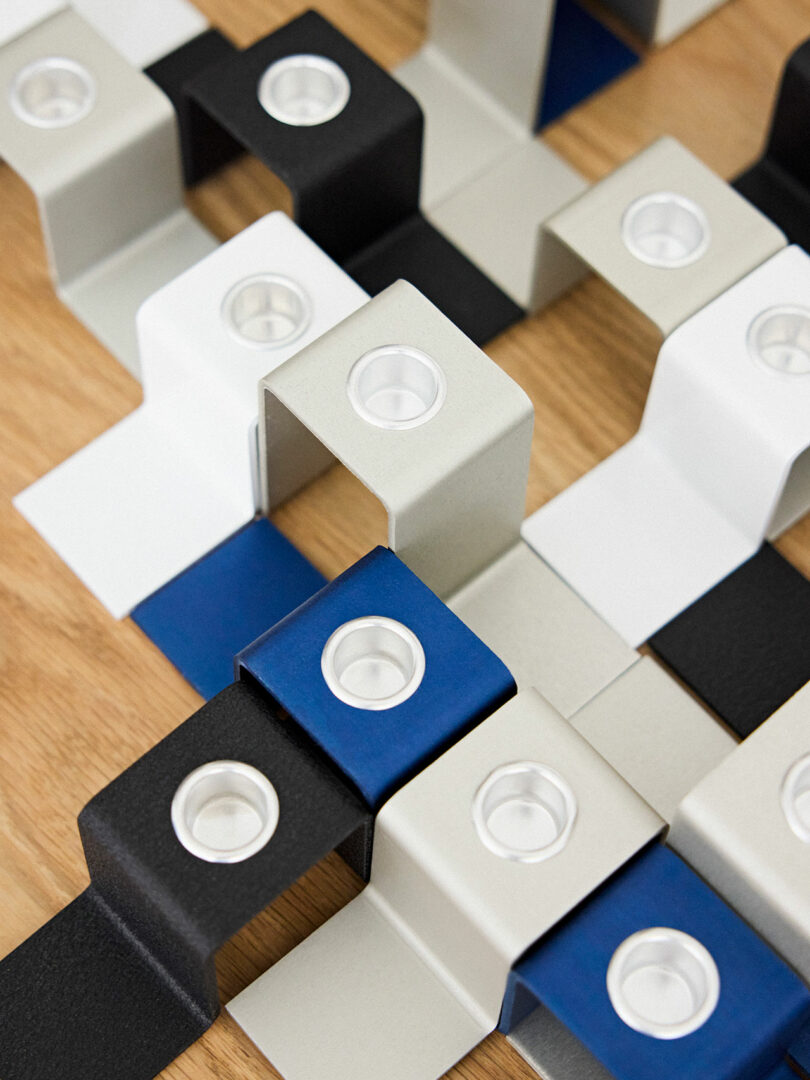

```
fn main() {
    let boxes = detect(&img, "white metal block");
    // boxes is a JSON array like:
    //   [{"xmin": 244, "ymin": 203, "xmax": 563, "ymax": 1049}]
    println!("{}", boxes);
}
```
[
  {"xmin": 0, "ymin": 9, "xmax": 217, "ymax": 374},
  {"xmin": 14, "ymin": 212, "xmax": 368, "ymax": 617},
  {"xmin": 523, "ymin": 244, "xmax": 810, "ymax": 645},
  {"xmin": 71, "ymin": 0, "xmax": 207, "ymax": 68},
  {"xmin": 0, "ymin": 0, "xmax": 64, "ymax": 48},
  {"xmin": 429, "ymin": 139, "xmax": 588, "ymax": 310},
  {"xmin": 670, "ymin": 682, "xmax": 810, "ymax": 983},
  {"xmin": 536, "ymin": 136, "xmax": 786, "ymax": 332},
  {"xmin": 600, "ymin": 0, "xmax": 728, "ymax": 45},
  {"xmin": 570, "ymin": 657, "xmax": 736, "ymax": 822},
  {"xmin": 228, "ymin": 690, "xmax": 663, "ymax": 1080}
]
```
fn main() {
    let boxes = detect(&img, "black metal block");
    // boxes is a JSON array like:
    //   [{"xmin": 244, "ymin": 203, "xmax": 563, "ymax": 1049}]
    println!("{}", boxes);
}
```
[
  {"xmin": 146, "ymin": 29, "xmax": 244, "ymax": 185},
  {"xmin": 0, "ymin": 681, "xmax": 369, "ymax": 1079},
  {"xmin": 650, "ymin": 544, "xmax": 810, "ymax": 740},
  {"xmin": 187, "ymin": 9, "xmax": 423, "ymax": 264},
  {"xmin": 733, "ymin": 39, "xmax": 810, "ymax": 248},
  {"xmin": 342, "ymin": 213, "xmax": 525, "ymax": 345}
]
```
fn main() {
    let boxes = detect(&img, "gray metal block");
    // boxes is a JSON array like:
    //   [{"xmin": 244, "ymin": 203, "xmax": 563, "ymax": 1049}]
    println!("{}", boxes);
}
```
[{"xmin": 670, "ymin": 682, "xmax": 810, "ymax": 983}]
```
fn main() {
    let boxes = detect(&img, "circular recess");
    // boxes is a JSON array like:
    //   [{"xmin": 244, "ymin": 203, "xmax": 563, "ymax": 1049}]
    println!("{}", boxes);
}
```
[
  {"xmin": 607, "ymin": 927, "xmax": 721, "ymax": 1039},
  {"xmin": 257, "ymin": 54, "xmax": 350, "ymax": 126},
  {"xmin": 10, "ymin": 56, "xmax": 96, "ymax": 128},
  {"xmin": 472, "ymin": 761, "xmax": 577, "ymax": 863},
  {"xmin": 621, "ymin": 192, "xmax": 711, "ymax": 268},
  {"xmin": 171, "ymin": 760, "xmax": 280, "ymax": 863},
  {"xmin": 747, "ymin": 306, "xmax": 810, "ymax": 375},
  {"xmin": 221, "ymin": 274, "xmax": 311, "ymax": 349},
  {"xmin": 781, "ymin": 752, "xmax": 810, "ymax": 843},
  {"xmin": 321, "ymin": 616, "xmax": 426, "ymax": 710},
  {"xmin": 346, "ymin": 345, "xmax": 447, "ymax": 429}
]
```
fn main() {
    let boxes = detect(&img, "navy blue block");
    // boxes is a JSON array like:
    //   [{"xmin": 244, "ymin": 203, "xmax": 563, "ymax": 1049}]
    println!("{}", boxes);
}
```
[
  {"xmin": 789, "ymin": 1022, "xmax": 810, "ymax": 1076},
  {"xmin": 501, "ymin": 845, "xmax": 810, "ymax": 1080},
  {"xmin": 132, "ymin": 519, "xmax": 326, "ymax": 700},
  {"xmin": 238, "ymin": 546, "xmax": 516, "ymax": 807},
  {"xmin": 538, "ymin": 0, "xmax": 639, "ymax": 128}
]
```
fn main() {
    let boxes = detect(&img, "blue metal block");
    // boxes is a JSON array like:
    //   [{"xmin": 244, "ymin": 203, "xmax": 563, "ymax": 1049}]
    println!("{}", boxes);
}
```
[
  {"xmin": 237, "ymin": 546, "xmax": 516, "ymax": 808},
  {"xmin": 501, "ymin": 844, "xmax": 810, "ymax": 1080},
  {"xmin": 132, "ymin": 518, "xmax": 326, "ymax": 700},
  {"xmin": 789, "ymin": 1022, "xmax": 810, "ymax": 1076},
  {"xmin": 537, "ymin": 0, "xmax": 639, "ymax": 129}
]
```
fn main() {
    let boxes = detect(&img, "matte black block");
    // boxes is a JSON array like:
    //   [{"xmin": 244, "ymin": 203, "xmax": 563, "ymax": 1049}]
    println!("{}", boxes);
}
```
[
  {"xmin": 146, "ymin": 29, "xmax": 244, "ymax": 185},
  {"xmin": 733, "ymin": 39, "xmax": 810, "ymax": 247},
  {"xmin": 187, "ymin": 10, "xmax": 423, "ymax": 263},
  {"xmin": 342, "ymin": 213, "xmax": 525, "ymax": 345},
  {"xmin": 0, "ymin": 682, "xmax": 369, "ymax": 1079},
  {"xmin": 650, "ymin": 544, "xmax": 810, "ymax": 739}
]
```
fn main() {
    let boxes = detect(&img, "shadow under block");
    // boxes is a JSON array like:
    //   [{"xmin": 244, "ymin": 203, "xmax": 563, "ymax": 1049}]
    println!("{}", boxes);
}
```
[
  {"xmin": 523, "ymin": 244, "xmax": 810, "ymax": 646},
  {"xmin": 238, "ymin": 546, "xmax": 516, "ymax": 809},
  {"xmin": 650, "ymin": 544, "xmax": 810, "ymax": 739},
  {"xmin": 535, "ymin": 135, "xmax": 786, "ymax": 331},
  {"xmin": 503, "ymin": 845, "xmax": 810, "ymax": 1080},
  {"xmin": 734, "ymin": 40, "xmax": 810, "ymax": 253},
  {"xmin": 14, "ymin": 212, "xmax": 367, "ymax": 619},
  {"xmin": 669, "ymin": 682, "xmax": 810, "ymax": 987},
  {"xmin": 599, "ymin": 0, "xmax": 728, "ymax": 44},
  {"xmin": 0, "ymin": 8, "xmax": 217, "ymax": 375},
  {"xmin": 228, "ymin": 689, "xmax": 663, "ymax": 1080},
  {"xmin": 131, "ymin": 518, "xmax": 327, "ymax": 701},
  {"xmin": 0, "ymin": 682, "xmax": 369, "ymax": 1080}
]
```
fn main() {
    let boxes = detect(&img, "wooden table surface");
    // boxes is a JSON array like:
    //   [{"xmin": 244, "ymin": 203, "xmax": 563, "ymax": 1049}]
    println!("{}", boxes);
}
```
[{"xmin": 2, "ymin": 1, "xmax": 810, "ymax": 1077}]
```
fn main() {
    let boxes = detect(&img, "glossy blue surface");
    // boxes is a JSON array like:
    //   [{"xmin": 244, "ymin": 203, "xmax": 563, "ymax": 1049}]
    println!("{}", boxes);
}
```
[
  {"xmin": 238, "ymin": 546, "xmax": 516, "ymax": 807},
  {"xmin": 501, "ymin": 844, "xmax": 810, "ymax": 1080},
  {"xmin": 538, "ymin": 0, "xmax": 639, "ymax": 128},
  {"xmin": 132, "ymin": 518, "xmax": 326, "ymax": 700}
]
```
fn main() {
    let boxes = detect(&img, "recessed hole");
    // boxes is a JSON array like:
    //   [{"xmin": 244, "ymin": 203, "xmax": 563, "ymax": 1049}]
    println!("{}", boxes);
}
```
[
  {"xmin": 747, "ymin": 306, "xmax": 810, "ymax": 375},
  {"xmin": 321, "ymin": 616, "xmax": 426, "ymax": 710},
  {"xmin": 171, "ymin": 760, "xmax": 280, "ymax": 863},
  {"xmin": 221, "ymin": 274, "xmax": 311, "ymax": 349},
  {"xmin": 621, "ymin": 192, "xmax": 710, "ymax": 268},
  {"xmin": 10, "ymin": 57, "xmax": 96, "ymax": 128},
  {"xmin": 257, "ymin": 54, "xmax": 350, "ymax": 126},
  {"xmin": 782, "ymin": 753, "xmax": 810, "ymax": 843},
  {"xmin": 607, "ymin": 927, "xmax": 720, "ymax": 1039},
  {"xmin": 472, "ymin": 762, "xmax": 577, "ymax": 863},
  {"xmin": 347, "ymin": 345, "xmax": 447, "ymax": 429}
]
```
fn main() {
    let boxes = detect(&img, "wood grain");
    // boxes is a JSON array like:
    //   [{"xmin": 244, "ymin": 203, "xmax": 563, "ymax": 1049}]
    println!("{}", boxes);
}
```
[{"xmin": 2, "ymin": 1, "xmax": 810, "ymax": 1077}]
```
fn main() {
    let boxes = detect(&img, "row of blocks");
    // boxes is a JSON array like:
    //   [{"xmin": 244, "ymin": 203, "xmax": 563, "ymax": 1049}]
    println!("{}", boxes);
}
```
[{"xmin": 2, "ymin": 2, "xmax": 810, "ymax": 1080}]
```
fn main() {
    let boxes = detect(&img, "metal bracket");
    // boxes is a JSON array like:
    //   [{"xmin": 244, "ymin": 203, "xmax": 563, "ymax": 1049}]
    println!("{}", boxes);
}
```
[
  {"xmin": 534, "ymin": 135, "xmax": 786, "ymax": 331},
  {"xmin": 502, "ymin": 843, "xmax": 810, "ymax": 1080},
  {"xmin": 0, "ymin": 8, "xmax": 218, "ymax": 375},
  {"xmin": 395, "ymin": 0, "xmax": 588, "ymax": 310},
  {"xmin": 14, "ymin": 211, "xmax": 368, "ymax": 617},
  {"xmin": 228, "ymin": 689, "xmax": 663, "ymax": 1079},
  {"xmin": 599, "ymin": 0, "xmax": 728, "ymax": 44},
  {"xmin": 670, "ymin": 680, "xmax": 810, "ymax": 987},
  {"xmin": 0, "ymin": 681, "xmax": 370, "ymax": 1080},
  {"xmin": 523, "ymin": 243, "xmax": 810, "ymax": 646}
]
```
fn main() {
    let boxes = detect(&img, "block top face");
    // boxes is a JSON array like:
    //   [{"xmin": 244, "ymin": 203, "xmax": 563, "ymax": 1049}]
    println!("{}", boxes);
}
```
[
  {"xmin": 78, "ymin": 681, "xmax": 367, "ymax": 948},
  {"xmin": 237, "ymin": 547, "xmax": 516, "ymax": 807},
  {"xmin": 508, "ymin": 844, "xmax": 810, "ymax": 1080},
  {"xmin": 136, "ymin": 211, "xmax": 368, "ymax": 402},
  {"xmin": 674, "ymin": 682, "xmax": 810, "ymax": 904},
  {"xmin": 654, "ymin": 244, "xmax": 810, "ymax": 458},
  {"xmin": 376, "ymin": 688, "xmax": 663, "ymax": 963},
  {"xmin": 547, "ymin": 136, "xmax": 786, "ymax": 333},
  {"xmin": 187, "ymin": 9, "xmax": 423, "ymax": 193},
  {"xmin": 0, "ymin": 8, "xmax": 176, "ymax": 194},
  {"xmin": 262, "ymin": 279, "xmax": 534, "ymax": 514}
]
